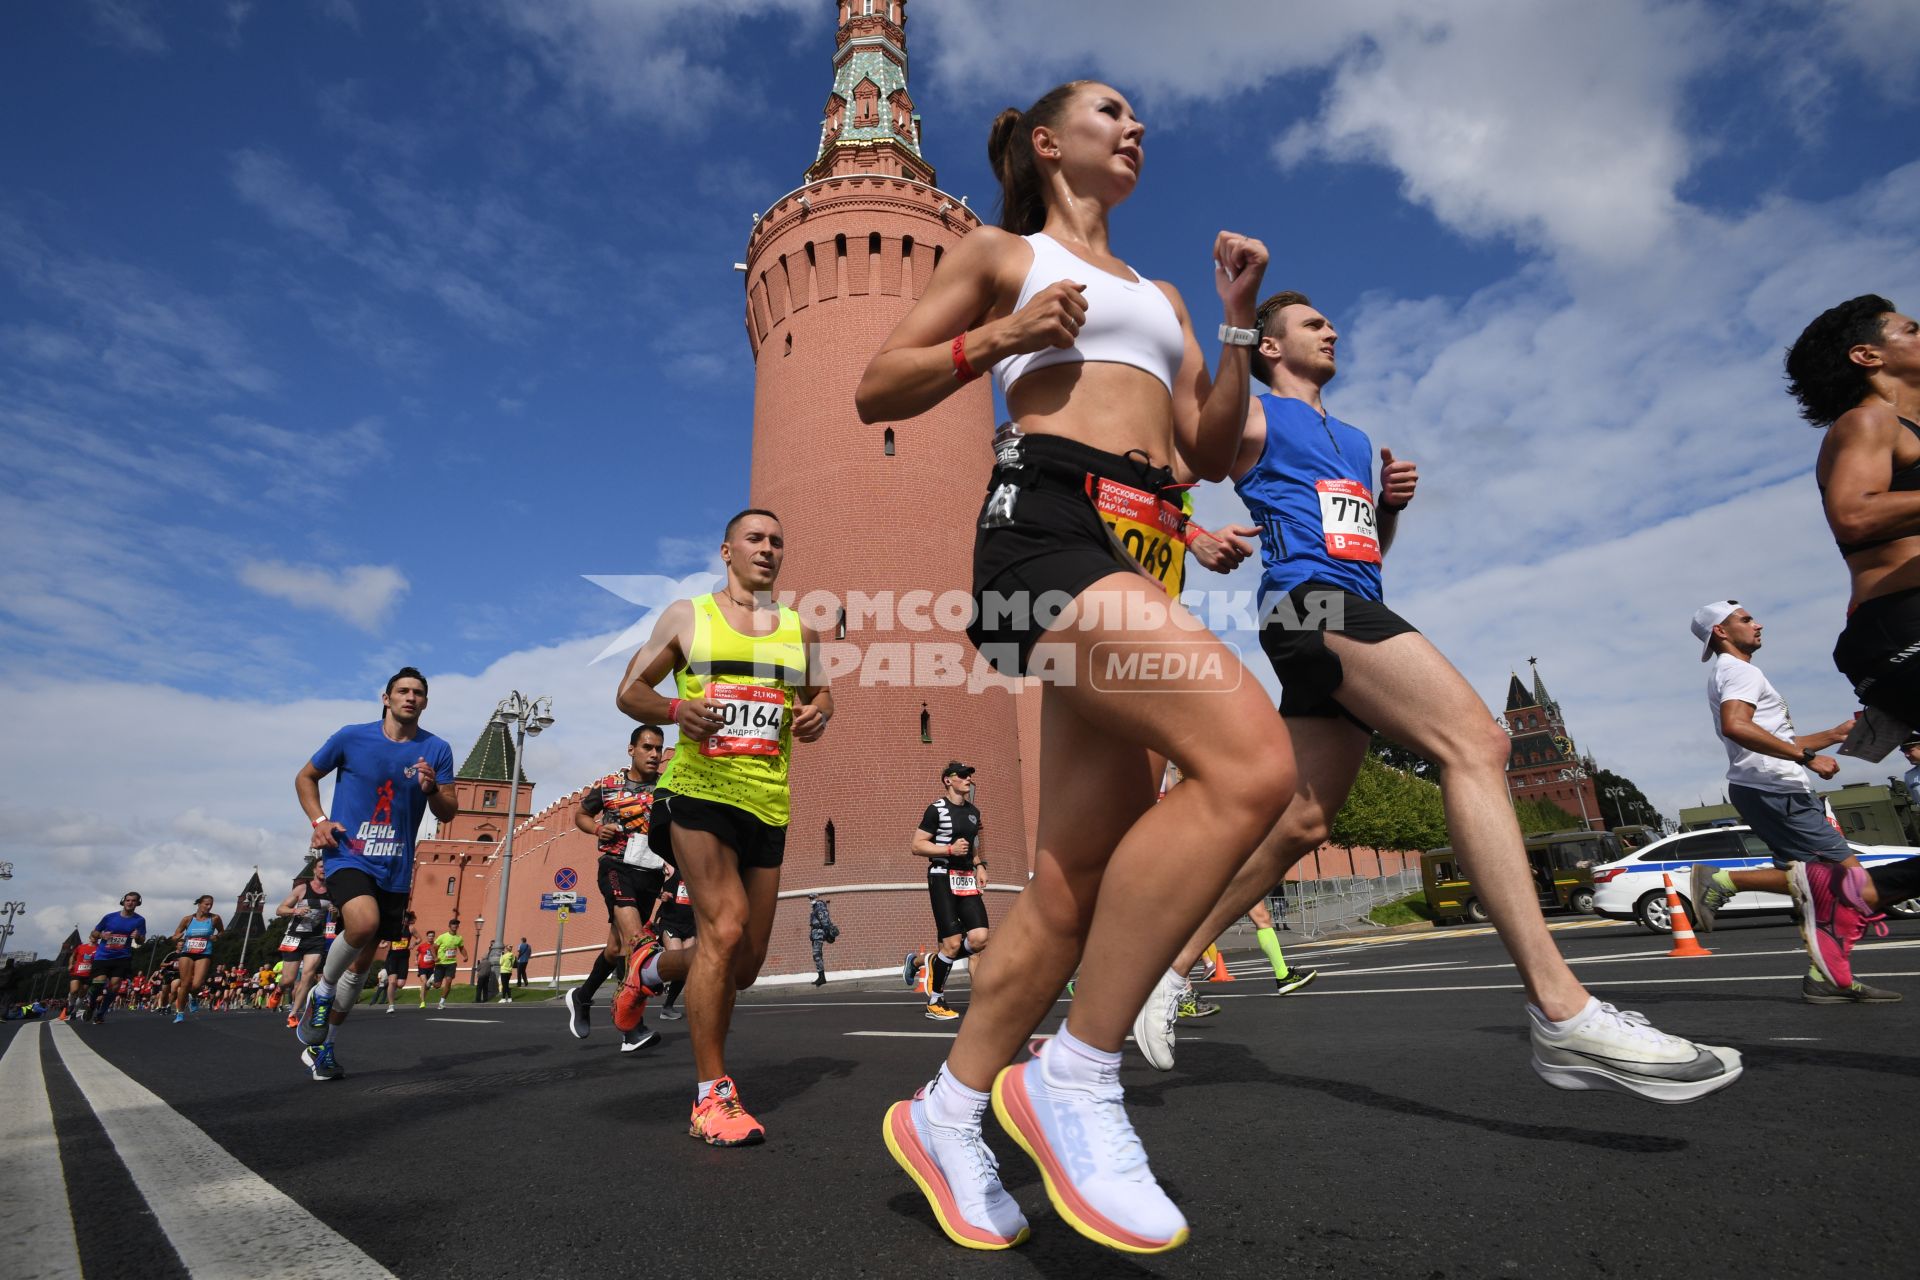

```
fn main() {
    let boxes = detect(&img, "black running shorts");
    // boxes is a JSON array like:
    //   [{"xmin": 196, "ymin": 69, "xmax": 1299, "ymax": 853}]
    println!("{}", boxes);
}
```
[
  {"xmin": 598, "ymin": 857, "xmax": 665, "ymax": 923},
  {"xmin": 1834, "ymin": 585, "xmax": 1920, "ymax": 730},
  {"xmin": 91, "ymin": 956, "xmax": 134, "ymax": 983},
  {"xmin": 1258, "ymin": 582, "xmax": 1419, "ymax": 726},
  {"xmin": 322, "ymin": 867, "xmax": 408, "ymax": 941},
  {"xmin": 383, "ymin": 951, "xmax": 410, "ymax": 978},
  {"xmin": 650, "ymin": 790, "xmax": 787, "ymax": 870},
  {"xmin": 927, "ymin": 863, "xmax": 990, "ymax": 938},
  {"xmin": 969, "ymin": 434, "xmax": 1182, "ymax": 677},
  {"xmin": 657, "ymin": 906, "xmax": 697, "ymax": 940}
]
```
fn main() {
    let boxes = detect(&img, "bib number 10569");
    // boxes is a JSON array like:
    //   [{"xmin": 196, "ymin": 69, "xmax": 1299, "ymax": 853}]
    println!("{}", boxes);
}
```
[{"xmin": 701, "ymin": 683, "xmax": 787, "ymax": 757}]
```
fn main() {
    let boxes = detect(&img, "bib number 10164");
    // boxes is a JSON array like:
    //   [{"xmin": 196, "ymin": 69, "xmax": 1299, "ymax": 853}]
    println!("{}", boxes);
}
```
[{"xmin": 701, "ymin": 683, "xmax": 787, "ymax": 757}]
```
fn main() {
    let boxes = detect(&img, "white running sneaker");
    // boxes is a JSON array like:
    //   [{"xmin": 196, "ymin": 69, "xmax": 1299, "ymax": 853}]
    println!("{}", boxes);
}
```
[
  {"xmin": 992, "ymin": 1060, "xmax": 1187, "ymax": 1253},
  {"xmin": 1130, "ymin": 969, "xmax": 1182, "ymax": 1071},
  {"xmin": 884, "ymin": 1092, "xmax": 1029, "ymax": 1250},
  {"xmin": 1529, "ymin": 998, "xmax": 1742, "ymax": 1103}
]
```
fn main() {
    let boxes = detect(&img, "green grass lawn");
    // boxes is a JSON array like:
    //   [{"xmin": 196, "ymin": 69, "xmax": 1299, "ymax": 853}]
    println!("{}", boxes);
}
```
[{"xmin": 1367, "ymin": 892, "xmax": 1435, "ymax": 927}]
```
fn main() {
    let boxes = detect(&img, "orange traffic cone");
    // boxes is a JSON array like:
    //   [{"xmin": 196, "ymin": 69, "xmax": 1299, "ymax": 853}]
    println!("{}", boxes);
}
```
[
  {"xmin": 916, "ymin": 948, "xmax": 932, "ymax": 995},
  {"xmin": 1204, "ymin": 943, "xmax": 1235, "ymax": 982},
  {"xmin": 1662, "ymin": 874, "xmax": 1712, "ymax": 957}
]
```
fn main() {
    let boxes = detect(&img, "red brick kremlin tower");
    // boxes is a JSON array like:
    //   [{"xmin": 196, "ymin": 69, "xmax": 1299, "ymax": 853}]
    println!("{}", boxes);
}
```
[
  {"xmin": 743, "ymin": 1, "xmax": 1029, "ymax": 968},
  {"xmin": 1503, "ymin": 658, "xmax": 1600, "ymax": 829}
]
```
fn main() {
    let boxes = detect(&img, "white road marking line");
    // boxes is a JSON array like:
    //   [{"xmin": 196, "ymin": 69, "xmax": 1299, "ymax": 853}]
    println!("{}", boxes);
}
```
[
  {"xmin": 843, "ymin": 1031, "xmax": 1206, "ymax": 1041},
  {"xmin": 425, "ymin": 1018, "xmax": 500, "ymax": 1024},
  {"xmin": 0, "ymin": 1024, "xmax": 82, "ymax": 1280},
  {"xmin": 48, "ymin": 1023, "xmax": 396, "ymax": 1280},
  {"xmin": 1770, "ymin": 1037, "xmax": 1823, "ymax": 1042},
  {"xmin": 1274, "ymin": 970, "xmax": 1920, "ymax": 996}
]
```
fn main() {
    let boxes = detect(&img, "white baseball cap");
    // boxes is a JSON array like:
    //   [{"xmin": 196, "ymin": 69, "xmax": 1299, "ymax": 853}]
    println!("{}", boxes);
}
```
[{"xmin": 1690, "ymin": 600, "xmax": 1740, "ymax": 662}]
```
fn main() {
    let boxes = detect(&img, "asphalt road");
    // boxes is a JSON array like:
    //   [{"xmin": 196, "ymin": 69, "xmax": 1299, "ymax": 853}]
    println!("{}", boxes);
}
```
[{"xmin": 4, "ymin": 915, "xmax": 1914, "ymax": 1280}]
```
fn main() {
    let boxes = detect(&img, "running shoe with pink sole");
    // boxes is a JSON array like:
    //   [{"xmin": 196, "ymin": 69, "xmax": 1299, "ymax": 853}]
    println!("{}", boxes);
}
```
[
  {"xmin": 1789, "ymin": 861, "xmax": 1853, "ymax": 988},
  {"xmin": 991, "ymin": 1060, "xmax": 1188, "ymax": 1254},
  {"xmin": 883, "ymin": 1090, "xmax": 1029, "ymax": 1250}
]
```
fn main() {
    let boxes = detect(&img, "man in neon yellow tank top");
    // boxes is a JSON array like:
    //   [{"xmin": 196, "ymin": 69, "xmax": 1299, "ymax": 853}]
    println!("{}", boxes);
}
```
[{"xmin": 615, "ymin": 508, "xmax": 833, "ymax": 1147}]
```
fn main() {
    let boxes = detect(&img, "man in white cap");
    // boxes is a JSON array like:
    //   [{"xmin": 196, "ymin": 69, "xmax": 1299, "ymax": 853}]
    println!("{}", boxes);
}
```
[{"xmin": 1691, "ymin": 600, "xmax": 1901, "ymax": 1003}]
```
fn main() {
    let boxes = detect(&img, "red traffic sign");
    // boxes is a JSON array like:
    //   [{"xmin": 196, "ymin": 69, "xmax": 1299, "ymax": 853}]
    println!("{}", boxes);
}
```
[{"xmin": 554, "ymin": 867, "xmax": 578, "ymax": 891}]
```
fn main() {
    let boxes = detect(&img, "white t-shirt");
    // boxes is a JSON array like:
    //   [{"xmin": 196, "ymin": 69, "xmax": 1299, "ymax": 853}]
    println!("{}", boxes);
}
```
[{"xmin": 1707, "ymin": 655, "xmax": 1808, "ymax": 794}]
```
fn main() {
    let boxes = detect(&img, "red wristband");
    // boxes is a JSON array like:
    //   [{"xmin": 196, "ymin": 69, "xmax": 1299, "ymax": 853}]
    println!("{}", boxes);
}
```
[
  {"xmin": 1181, "ymin": 521, "xmax": 1213, "ymax": 547},
  {"xmin": 951, "ymin": 333, "xmax": 979, "ymax": 383},
  {"xmin": 667, "ymin": 698, "xmax": 682, "ymax": 724}
]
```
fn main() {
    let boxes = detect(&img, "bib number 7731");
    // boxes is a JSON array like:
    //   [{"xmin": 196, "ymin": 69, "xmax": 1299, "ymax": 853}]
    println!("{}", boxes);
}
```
[{"xmin": 1315, "ymin": 478, "xmax": 1380, "ymax": 564}]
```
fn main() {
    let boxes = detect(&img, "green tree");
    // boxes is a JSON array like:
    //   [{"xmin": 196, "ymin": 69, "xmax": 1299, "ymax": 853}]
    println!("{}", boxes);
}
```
[
  {"xmin": 1368, "ymin": 733, "xmax": 1438, "ymax": 782},
  {"xmin": 1512, "ymin": 795, "xmax": 1585, "ymax": 835},
  {"xmin": 1592, "ymin": 767, "xmax": 1667, "ymax": 830}
]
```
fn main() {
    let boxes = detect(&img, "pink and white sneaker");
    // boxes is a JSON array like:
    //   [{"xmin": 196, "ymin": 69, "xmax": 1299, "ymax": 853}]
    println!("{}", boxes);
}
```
[{"xmin": 883, "ymin": 1088, "xmax": 1029, "ymax": 1251}]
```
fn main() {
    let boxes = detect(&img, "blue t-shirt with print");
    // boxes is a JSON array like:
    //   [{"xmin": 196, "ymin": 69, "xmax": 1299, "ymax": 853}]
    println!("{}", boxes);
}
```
[
  {"xmin": 92, "ymin": 912, "xmax": 147, "ymax": 960},
  {"xmin": 311, "ymin": 721, "xmax": 457, "ymax": 893}
]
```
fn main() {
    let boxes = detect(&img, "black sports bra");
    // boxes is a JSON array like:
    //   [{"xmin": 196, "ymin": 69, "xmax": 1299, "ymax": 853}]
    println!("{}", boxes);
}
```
[{"xmin": 1831, "ymin": 417, "xmax": 1920, "ymax": 556}]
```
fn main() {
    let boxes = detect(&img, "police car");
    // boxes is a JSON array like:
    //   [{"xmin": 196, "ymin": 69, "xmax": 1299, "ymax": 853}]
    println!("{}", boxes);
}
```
[{"xmin": 1590, "ymin": 825, "xmax": 1920, "ymax": 933}]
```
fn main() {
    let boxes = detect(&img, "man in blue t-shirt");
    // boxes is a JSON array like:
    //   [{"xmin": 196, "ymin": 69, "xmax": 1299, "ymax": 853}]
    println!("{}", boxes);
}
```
[
  {"xmin": 84, "ymin": 890, "xmax": 148, "ymax": 1023},
  {"xmin": 1134, "ymin": 290, "xmax": 1741, "ymax": 1107},
  {"xmin": 292, "ymin": 666, "xmax": 456, "ymax": 1080}
]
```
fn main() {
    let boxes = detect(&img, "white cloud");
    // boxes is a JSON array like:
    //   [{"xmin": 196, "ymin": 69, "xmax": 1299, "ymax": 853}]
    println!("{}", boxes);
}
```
[
  {"xmin": 0, "ymin": 630, "xmax": 674, "ymax": 959},
  {"xmin": 229, "ymin": 149, "xmax": 354, "ymax": 249},
  {"xmin": 485, "ymin": 0, "xmax": 817, "ymax": 127},
  {"xmin": 1808, "ymin": 0, "xmax": 1920, "ymax": 93},
  {"xmin": 917, "ymin": 0, "xmax": 1716, "ymax": 259},
  {"xmin": 238, "ymin": 561, "xmax": 410, "ymax": 631},
  {"xmin": 84, "ymin": 0, "xmax": 167, "ymax": 55}
]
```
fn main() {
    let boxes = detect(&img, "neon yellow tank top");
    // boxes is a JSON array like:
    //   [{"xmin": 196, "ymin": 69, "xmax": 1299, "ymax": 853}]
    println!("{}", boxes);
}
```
[{"xmin": 659, "ymin": 593, "xmax": 806, "ymax": 827}]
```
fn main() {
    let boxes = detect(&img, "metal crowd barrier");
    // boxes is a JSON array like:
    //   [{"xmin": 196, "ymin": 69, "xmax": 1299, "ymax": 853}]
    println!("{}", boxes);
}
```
[{"xmin": 1268, "ymin": 868, "xmax": 1423, "ymax": 941}]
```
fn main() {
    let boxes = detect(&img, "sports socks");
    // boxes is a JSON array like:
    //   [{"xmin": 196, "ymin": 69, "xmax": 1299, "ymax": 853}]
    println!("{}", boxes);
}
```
[
  {"xmin": 662, "ymin": 979, "xmax": 684, "ymax": 1010},
  {"xmin": 332, "ymin": 967, "xmax": 368, "ymax": 1028},
  {"xmin": 1255, "ymin": 926, "xmax": 1291, "ymax": 979},
  {"xmin": 1042, "ymin": 1026, "xmax": 1122, "ymax": 1092},
  {"xmin": 639, "ymin": 950, "xmax": 664, "ymax": 990},
  {"xmin": 577, "ymin": 951, "xmax": 616, "ymax": 1001},
  {"xmin": 697, "ymin": 1078, "xmax": 717, "ymax": 1103},
  {"xmin": 924, "ymin": 1062, "xmax": 989, "ymax": 1129},
  {"xmin": 929, "ymin": 952, "xmax": 953, "ymax": 999}
]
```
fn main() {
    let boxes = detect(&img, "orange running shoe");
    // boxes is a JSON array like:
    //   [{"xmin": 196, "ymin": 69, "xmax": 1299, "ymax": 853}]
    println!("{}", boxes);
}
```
[
  {"xmin": 612, "ymin": 934, "xmax": 662, "ymax": 1033},
  {"xmin": 688, "ymin": 1076, "xmax": 765, "ymax": 1147},
  {"xmin": 285, "ymin": 1011, "xmax": 299, "ymax": 1030}
]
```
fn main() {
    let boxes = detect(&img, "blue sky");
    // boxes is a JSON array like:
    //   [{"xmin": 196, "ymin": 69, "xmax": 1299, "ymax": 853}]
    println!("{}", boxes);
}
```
[{"xmin": 3, "ymin": 0, "xmax": 1918, "ymax": 956}]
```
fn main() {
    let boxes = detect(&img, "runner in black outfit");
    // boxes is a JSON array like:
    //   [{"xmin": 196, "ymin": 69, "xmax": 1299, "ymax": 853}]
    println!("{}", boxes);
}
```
[
  {"xmin": 653, "ymin": 867, "xmax": 694, "ymax": 1020},
  {"xmin": 903, "ymin": 763, "xmax": 989, "ymax": 1020},
  {"xmin": 564, "ymin": 725, "xmax": 666, "ymax": 1053}
]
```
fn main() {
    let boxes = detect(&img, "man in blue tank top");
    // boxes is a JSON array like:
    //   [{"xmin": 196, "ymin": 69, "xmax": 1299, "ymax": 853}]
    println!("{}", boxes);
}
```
[
  {"xmin": 293, "ymin": 666, "xmax": 457, "ymax": 1080},
  {"xmin": 1134, "ymin": 291, "xmax": 1743, "ymax": 1105}
]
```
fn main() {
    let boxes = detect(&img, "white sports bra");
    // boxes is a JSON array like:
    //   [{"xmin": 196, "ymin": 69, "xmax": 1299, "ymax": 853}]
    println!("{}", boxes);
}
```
[{"xmin": 991, "ymin": 232, "xmax": 1185, "ymax": 399}]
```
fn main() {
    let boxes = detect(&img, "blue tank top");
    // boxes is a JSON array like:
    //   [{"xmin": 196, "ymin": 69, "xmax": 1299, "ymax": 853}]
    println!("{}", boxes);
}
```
[
  {"xmin": 1235, "ymin": 394, "xmax": 1384, "ymax": 603},
  {"xmin": 182, "ymin": 915, "xmax": 217, "ymax": 956}
]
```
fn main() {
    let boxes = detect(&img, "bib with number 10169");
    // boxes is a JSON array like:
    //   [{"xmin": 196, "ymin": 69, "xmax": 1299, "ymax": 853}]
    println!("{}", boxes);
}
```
[
  {"xmin": 1315, "ymin": 478, "xmax": 1380, "ymax": 564},
  {"xmin": 1090, "ymin": 477, "xmax": 1186, "ymax": 598},
  {"xmin": 701, "ymin": 682, "xmax": 787, "ymax": 757}
]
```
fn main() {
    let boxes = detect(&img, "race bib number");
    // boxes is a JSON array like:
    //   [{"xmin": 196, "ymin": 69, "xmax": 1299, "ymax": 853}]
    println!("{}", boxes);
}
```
[
  {"xmin": 700, "ymin": 683, "xmax": 786, "ymax": 757},
  {"xmin": 279, "ymin": 935, "xmax": 299, "ymax": 953},
  {"xmin": 1315, "ymin": 479, "xmax": 1380, "ymax": 563},
  {"xmin": 324, "ymin": 921, "xmax": 337, "ymax": 941},
  {"xmin": 102, "ymin": 932, "xmax": 130, "ymax": 951},
  {"xmin": 72, "ymin": 958, "xmax": 92, "ymax": 976},
  {"xmin": 947, "ymin": 871, "xmax": 981, "ymax": 897},
  {"xmin": 674, "ymin": 882, "xmax": 691, "ymax": 906},
  {"xmin": 184, "ymin": 937, "xmax": 210, "ymax": 956},
  {"xmin": 1090, "ymin": 477, "xmax": 1186, "ymax": 597},
  {"xmin": 622, "ymin": 832, "xmax": 664, "ymax": 869}
]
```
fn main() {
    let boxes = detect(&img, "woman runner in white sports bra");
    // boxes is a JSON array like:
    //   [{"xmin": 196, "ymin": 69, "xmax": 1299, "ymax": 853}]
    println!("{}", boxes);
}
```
[{"xmin": 858, "ymin": 80, "xmax": 1295, "ymax": 1256}]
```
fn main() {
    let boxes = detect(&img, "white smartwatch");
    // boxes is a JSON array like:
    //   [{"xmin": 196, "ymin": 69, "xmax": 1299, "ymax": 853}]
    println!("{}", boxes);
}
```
[{"xmin": 1218, "ymin": 323, "xmax": 1259, "ymax": 347}]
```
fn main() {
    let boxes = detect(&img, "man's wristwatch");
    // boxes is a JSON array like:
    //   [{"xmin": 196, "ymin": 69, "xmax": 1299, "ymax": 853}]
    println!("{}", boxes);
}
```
[
  {"xmin": 1218, "ymin": 323, "xmax": 1259, "ymax": 347},
  {"xmin": 1799, "ymin": 749, "xmax": 1819, "ymax": 765}
]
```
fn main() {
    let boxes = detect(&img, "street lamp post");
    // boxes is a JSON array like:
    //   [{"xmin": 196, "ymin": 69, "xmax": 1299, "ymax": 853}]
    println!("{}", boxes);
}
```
[
  {"xmin": 235, "ymin": 870, "xmax": 266, "ymax": 973},
  {"xmin": 0, "ymin": 899, "xmax": 26, "ymax": 955},
  {"xmin": 1558, "ymin": 768, "xmax": 1595, "ymax": 831},
  {"xmin": 1602, "ymin": 784, "xmax": 1632, "ymax": 829},
  {"xmin": 488, "ymin": 691, "xmax": 554, "ymax": 973}
]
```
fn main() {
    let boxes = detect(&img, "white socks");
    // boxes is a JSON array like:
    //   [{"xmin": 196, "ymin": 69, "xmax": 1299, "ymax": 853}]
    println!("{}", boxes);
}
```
[
  {"xmin": 924, "ymin": 1062, "xmax": 990, "ymax": 1130},
  {"xmin": 1042, "ymin": 1026, "xmax": 1122, "ymax": 1093}
]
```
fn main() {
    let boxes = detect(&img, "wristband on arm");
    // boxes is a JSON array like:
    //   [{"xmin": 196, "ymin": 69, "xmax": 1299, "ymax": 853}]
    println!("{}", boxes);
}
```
[{"xmin": 951, "ymin": 334, "xmax": 980, "ymax": 383}]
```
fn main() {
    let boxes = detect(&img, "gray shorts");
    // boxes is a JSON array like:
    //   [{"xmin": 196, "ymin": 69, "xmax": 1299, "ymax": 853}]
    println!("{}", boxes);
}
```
[{"xmin": 1728, "ymin": 784, "xmax": 1853, "ymax": 864}]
